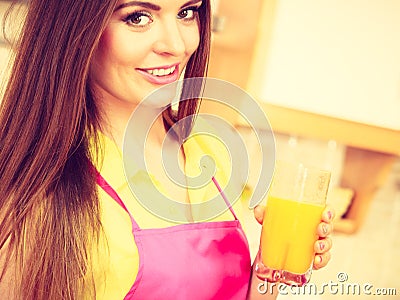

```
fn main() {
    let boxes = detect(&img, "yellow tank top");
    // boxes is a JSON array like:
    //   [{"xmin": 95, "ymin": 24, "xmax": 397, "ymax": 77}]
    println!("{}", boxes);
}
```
[{"xmin": 92, "ymin": 130, "xmax": 247, "ymax": 299}]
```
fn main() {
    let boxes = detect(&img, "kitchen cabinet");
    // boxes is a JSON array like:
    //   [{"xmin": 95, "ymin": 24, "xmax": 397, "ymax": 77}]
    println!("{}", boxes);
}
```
[{"xmin": 205, "ymin": 0, "xmax": 400, "ymax": 233}]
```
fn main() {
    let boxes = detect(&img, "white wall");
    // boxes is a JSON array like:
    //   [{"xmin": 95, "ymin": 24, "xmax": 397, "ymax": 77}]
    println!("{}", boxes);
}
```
[{"xmin": 259, "ymin": 0, "xmax": 400, "ymax": 130}]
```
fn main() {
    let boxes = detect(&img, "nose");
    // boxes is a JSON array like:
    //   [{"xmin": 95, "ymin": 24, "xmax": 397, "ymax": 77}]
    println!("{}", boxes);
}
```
[{"xmin": 153, "ymin": 21, "xmax": 186, "ymax": 57}]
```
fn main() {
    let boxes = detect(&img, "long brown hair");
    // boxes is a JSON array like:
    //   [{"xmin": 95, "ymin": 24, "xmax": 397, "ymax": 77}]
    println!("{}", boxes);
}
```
[
  {"xmin": 163, "ymin": 0, "xmax": 211, "ymax": 140},
  {"xmin": 0, "ymin": 0, "xmax": 211, "ymax": 299}
]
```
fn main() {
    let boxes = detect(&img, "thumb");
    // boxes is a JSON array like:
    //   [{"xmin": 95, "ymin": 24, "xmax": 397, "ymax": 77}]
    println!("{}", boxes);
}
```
[{"xmin": 253, "ymin": 205, "xmax": 265, "ymax": 224}]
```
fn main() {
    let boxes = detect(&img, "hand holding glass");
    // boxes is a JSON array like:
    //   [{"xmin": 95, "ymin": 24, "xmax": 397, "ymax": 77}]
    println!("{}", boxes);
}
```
[{"xmin": 255, "ymin": 161, "xmax": 331, "ymax": 286}]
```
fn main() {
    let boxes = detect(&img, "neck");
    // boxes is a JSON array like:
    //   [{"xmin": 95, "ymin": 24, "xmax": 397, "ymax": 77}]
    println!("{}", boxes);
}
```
[{"xmin": 99, "ymin": 98, "xmax": 168, "ymax": 150}]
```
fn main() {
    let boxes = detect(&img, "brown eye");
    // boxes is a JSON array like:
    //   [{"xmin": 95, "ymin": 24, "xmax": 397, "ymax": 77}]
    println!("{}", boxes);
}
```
[
  {"xmin": 177, "ymin": 7, "xmax": 198, "ymax": 20},
  {"xmin": 124, "ymin": 12, "xmax": 153, "ymax": 27}
]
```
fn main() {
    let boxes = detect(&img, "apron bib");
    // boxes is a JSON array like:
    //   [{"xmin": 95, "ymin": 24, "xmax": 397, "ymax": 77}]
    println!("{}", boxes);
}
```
[{"xmin": 96, "ymin": 170, "xmax": 251, "ymax": 300}]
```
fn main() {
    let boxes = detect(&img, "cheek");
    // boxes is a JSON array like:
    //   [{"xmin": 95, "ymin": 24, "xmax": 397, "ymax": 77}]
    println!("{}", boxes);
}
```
[
  {"xmin": 191, "ymin": 33, "xmax": 200, "ymax": 54},
  {"xmin": 91, "ymin": 30, "xmax": 115, "ymax": 77},
  {"xmin": 95, "ymin": 27, "xmax": 138, "ymax": 67},
  {"xmin": 183, "ymin": 25, "xmax": 201, "ymax": 56},
  {"xmin": 96, "ymin": 28, "xmax": 114, "ymax": 60}
]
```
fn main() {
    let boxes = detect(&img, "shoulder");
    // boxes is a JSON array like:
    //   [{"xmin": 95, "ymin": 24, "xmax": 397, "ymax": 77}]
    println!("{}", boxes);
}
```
[
  {"xmin": 188, "ymin": 116, "xmax": 247, "ymax": 186},
  {"xmin": 185, "ymin": 116, "xmax": 248, "ymax": 217}
]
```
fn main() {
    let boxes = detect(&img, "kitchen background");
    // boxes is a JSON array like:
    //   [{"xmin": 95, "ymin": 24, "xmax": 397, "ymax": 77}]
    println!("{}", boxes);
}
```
[{"xmin": 206, "ymin": 1, "xmax": 400, "ymax": 299}]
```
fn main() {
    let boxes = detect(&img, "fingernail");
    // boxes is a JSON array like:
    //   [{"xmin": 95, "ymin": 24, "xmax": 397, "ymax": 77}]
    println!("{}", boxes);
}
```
[
  {"xmin": 322, "ymin": 224, "xmax": 328, "ymax": 234},
  {"xmin": 320, "ymin": 242, "xmax": 325, "ymax": 251},
  {"xmin": 328, "ymin": 211, "xmax": 333, "ymax": 220}
]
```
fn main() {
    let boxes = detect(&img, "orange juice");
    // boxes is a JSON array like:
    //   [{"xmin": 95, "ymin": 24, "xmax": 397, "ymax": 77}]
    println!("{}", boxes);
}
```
[{"xmin": 261, "ymin": 196, "xmax": 325, "ymax": 274}]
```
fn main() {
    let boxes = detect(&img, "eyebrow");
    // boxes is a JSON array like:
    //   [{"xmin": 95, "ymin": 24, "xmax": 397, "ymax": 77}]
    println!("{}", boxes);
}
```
[
  {"xmin": 115, "ymin": 0, "xmax": 202, "ymax": 12},
  {"xmin": 115, "ymin": 1, "xmax": 161, "ymax": 12},
  {"xmin": 180, "ymin": 0, "xmax": 203, "ymax": 9}
]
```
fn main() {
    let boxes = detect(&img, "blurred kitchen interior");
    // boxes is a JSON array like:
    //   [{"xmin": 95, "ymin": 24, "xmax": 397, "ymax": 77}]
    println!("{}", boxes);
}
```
[
  {"xmin": 204, "ymin": 1, "xmax": 400, "ymax": 299},
  {"xmin": 0, "ymin": 0, "xmax": 399, "ymax": 299}
]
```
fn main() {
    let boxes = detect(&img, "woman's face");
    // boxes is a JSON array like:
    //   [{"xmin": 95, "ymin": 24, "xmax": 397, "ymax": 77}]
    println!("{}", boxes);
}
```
[{"xmin": 90, "ymin": 0, "xmax": 202, "ymax": 108}]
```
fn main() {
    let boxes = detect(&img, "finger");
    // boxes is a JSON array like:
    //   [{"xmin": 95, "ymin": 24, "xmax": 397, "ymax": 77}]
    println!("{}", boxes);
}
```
[
  {"xmin": 321, "ymin": 205, "xmax": 335, "ymax": 223},
  {"xmin": 317, "ymin": 222, "xmax": 333, "ymax": 238},
  {"xmin": 314, "ymin": 237, "xmax": 332, "ymax": 254},
  {"xmin": 253, "ymin": 205, "xmax": 265, "ymax": 224},
  {"xmin": 313, "ymin": 251, "xmax": 331, "ymax": 270}
]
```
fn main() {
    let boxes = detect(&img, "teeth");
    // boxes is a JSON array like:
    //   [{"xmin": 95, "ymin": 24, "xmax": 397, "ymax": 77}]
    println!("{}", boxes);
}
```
[{"xmin": 146, "ymin": 66, "xmax": 175, "ymax": 76}]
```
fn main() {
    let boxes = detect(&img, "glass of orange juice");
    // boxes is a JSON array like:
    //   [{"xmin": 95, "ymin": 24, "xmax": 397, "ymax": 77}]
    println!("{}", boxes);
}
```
[{"xmin": 255, "ymin": 161, "xmax": 331, "ymax": 286}]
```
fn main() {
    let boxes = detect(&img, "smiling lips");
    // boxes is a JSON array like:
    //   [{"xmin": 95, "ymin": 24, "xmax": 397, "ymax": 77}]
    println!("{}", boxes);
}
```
[
  {"xmin": 145, "ymin": 66, "xmax": 176, "ymax": 76},
  {"xmin": 137, "ymin": 64, "xmax": 180, "ymax": 85}
]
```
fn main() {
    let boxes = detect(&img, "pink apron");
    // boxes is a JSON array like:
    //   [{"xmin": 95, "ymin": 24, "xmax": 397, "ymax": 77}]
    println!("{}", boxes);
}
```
[{"xmin": 96, "ymin": 171, "xmax": 251, "ymax": 300}]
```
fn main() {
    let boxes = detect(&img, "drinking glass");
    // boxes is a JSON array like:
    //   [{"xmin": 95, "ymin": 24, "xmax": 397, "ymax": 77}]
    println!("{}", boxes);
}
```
[{"xmin": 255, "ymin": 161, "xmax": 331, "ymax": 286}]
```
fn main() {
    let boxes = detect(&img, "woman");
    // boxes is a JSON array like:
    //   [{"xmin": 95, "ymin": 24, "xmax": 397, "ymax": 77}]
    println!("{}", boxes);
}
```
[{"xmin": 0, "ymin": 0, "xmax": 333, "ymax": 299}]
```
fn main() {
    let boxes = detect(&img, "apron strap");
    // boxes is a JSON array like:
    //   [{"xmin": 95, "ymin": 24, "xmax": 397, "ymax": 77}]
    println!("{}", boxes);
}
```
[
  {"xmin": 91, "ymin": 163, "xmax": 238, "ymax": 224},
  {"xmin": 90, "ymin": 163, "xmax": 141, "ymax": 231},
  {"xmin": 211, "ymin": 177, "xmax": 239, "ymax": 221}
]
